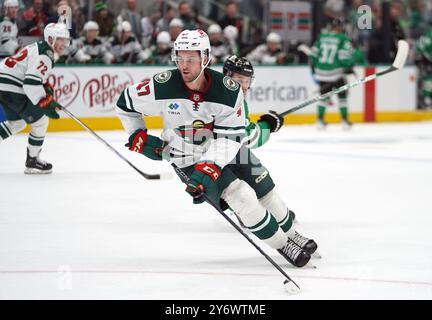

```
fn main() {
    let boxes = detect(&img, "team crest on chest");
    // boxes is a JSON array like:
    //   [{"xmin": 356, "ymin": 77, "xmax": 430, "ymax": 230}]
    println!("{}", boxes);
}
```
[
  {"xmin": 154, "ymin": 71, "xmax": 172, "ymax": 83},
  {"xmin": 223, "ymin": 76, "xmax": 240, "ymax": 91}
]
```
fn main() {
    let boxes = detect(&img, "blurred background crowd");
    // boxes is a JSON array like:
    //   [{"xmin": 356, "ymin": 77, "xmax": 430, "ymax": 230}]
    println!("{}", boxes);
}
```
[
  {"xmin": 2, "ymin": 0, "xmax": 430, "ymax": 64},
  {"xmin": 1, "ymin": 0, "xmax": 432, "ymax": 108}
]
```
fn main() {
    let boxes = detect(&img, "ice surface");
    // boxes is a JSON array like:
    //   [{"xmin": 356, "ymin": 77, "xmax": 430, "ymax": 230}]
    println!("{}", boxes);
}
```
[{"xmin": 1, "ymin": 122, "xmax": 432, "ymax": 299}]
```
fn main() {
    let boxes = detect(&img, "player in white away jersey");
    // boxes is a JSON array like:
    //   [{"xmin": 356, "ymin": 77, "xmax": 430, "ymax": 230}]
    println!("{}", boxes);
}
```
[
  {"xmin": 0, "ymin": 23, "xmax": 69, "ymax": 174},
  {"xmin": 0, "ymin": 0, "xmax": 19, "ymax": 58},
  {"xmin": 116, "ymin": 29, "xmax": 316, "ymax": 268}
]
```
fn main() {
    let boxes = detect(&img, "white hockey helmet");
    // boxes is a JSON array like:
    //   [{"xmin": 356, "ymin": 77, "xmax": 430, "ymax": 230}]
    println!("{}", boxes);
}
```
[
  {"xmin": 169, "ymin": 18, "xmax": 184, "ymax": 29},
  {"xmin": 207, "ymin": 24, "xmax": 222, "ymax": 35},
  {"xmin": 266, "ymin": 32, "xmax": 281, "ymax": 43},
  {"xmin": 44, "ymin": 23, "xmax": 70, "ymax": 48},
  {"xmin": 172, "ymin": 29, "xmax": 211, "ymax": 82},
  {"xmin": 83, "ymin": 21, "xmax": 99, "ymax": 32},
  {"xmin": 156, "ymin": 31, "xmax": 171, "ymax": 44},
  {"xmin": 4, "ymin": 0, "xmax": 19, "ymax": 7},
  {"xmin": 172, "ymin": 29, "xmax": 211, "ymax": 60},
  {"xmin": 118, "ymin": 21, "xmax": 132, "ymax": 33},
  {"xmin": 223, "ymin": 25, "xmax": 238, "ymax": 41}
]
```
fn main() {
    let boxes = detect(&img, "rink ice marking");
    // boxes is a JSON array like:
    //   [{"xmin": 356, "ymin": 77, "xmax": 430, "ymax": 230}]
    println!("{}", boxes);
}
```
[{"xmin": 1, "ymin": 269, "xmax": 431, "ymax": 288}]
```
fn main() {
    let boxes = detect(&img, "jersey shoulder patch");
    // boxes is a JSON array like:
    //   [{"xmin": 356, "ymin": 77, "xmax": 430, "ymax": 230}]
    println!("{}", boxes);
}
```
[
  {"xmin": 223, "ymin": 76, "xmax": 240, "ymax": 91},
  {"xmin": 154, "ymin": 70, "xmax": 172, "ymax": 84},
  {"xmin": 153, "ymin": 69, "xmax": 188, "ymax": 100},
  {"xmin": 206, "ymin": 68, "xmax": 241, "ymax": 108}
]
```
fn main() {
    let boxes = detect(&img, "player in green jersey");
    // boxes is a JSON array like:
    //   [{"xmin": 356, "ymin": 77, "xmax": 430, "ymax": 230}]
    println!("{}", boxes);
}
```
[
  {"xmin": 311, "ymin": 17, "xmax": 356, "ymax": 130},
  {"xmin": 415, "ymin": 29, "xmax": 432, "ymax": 109},
  {"xmin": 221, "ymin": 55, "xmax": 318, "ymax": 257}
]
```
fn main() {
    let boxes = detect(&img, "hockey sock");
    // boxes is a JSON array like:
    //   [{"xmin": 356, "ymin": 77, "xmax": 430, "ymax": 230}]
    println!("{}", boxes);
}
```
[
  {"xmin": 0, "ymin": 121, "xmax": 12, "ymax": 140},
  {"xmin": 259, "ymin": 189, "xmax": 294, "ymax": 237},
  {"xmin": 318, "ymin": 105, "xmax": 326, "ymax": 120},
  {"xmin": 0, "ymin": 120, "xmax": 26, "ymax": 141},
  {"xmin": 422, "ymin": 77, "xmax": 432, "ymax": 102},
  {"xmin": 339, "ymin": 99, "xmax": 348, "ymax": 120},
  {"xmin": 28, "ymin": 116, "xmax": 48, "ymax": 157},
  {"xmin": 222, "ymin": 179, "xmax": 287, "ymax": 249}
]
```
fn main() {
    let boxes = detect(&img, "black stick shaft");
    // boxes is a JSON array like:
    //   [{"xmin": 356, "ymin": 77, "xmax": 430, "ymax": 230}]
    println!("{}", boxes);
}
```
[
  {"xmin": 172, "ymin": 163, "xmax": 300, "ymax": 290},
  {"xmin": 61, "ymin": 107, "xmax": 160, "ymax": 180}
]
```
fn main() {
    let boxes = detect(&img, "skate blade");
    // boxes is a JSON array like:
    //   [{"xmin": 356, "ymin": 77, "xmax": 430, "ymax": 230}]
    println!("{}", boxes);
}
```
[
  {"xmin": 312, "ymin": 251, "xmax": 322, "ymax": 259},
  {"xmin": 304, "ymin": 261, "xmax": 317, "ymax": 269},
  {"xmin": 24, "ymin": 168, "xmax": 52, "ymax": 174}
]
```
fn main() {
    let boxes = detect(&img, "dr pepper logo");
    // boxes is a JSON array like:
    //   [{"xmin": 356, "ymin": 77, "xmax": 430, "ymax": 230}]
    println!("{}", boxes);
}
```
[
  {"xmin": 46, "ymin": 72, "xmax": 80, "ymax": 107},
  {"xmin": 83, "ymin": 73, "xmax": 133, "ymax": 109}
]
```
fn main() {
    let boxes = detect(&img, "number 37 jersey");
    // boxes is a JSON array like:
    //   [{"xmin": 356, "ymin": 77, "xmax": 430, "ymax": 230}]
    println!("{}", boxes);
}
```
[{"xmin": 0, "ymin": 41, "xmax": 54, "ymax": 105}]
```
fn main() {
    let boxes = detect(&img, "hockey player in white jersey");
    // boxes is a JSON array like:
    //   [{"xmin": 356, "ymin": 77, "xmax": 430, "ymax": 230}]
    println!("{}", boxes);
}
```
[
  {"xmin": 0, "ymin": 23, "xmax": 69, "ymax": 174},
  {"xmin": 0, "ymin": 0, "xmax": 19, "ymax": 58},
  {"xmin": 116, "ymin": 29, "xmax": 315, "ymax": 267},
  {"xmin": 105, "ymin": 21, "xmax": 147, "ymax": 64},
  {"xmin": 71, "ymin": 21, "xmax": 111, "ymax": 64}
]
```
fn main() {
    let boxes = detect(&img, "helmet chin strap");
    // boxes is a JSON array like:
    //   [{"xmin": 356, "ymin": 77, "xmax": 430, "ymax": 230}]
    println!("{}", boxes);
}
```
[{"xmin": 188, "ymin": 58, "xmax": 210, "ymax": 86}]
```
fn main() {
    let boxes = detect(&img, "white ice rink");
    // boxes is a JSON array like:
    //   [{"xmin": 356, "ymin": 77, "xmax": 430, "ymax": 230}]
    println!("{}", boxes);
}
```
[{"xmin": 1, "ymin": 122, "xmax": 432, "ymax": 299}]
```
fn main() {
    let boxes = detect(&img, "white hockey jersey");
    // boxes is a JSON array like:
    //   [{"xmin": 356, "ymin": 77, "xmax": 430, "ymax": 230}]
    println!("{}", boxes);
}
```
[
  {"xmin": 0, "ymin": 16, "xmax": 19, "ymax": 57},
  {"xmin": 116, "ymin": 68, "xmax": 246, "ymax": 168},
  {"xmin": 0, "ymin": 41, "xmax": 53, "ymax": 105}
]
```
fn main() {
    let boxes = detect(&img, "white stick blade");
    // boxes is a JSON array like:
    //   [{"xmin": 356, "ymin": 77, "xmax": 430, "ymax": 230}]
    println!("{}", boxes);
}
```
[
  {"xmin": 392, "ymin": 40, "xmax": 409, "ymax": 69},
  {"xmin": 298, "ymin": 44, "xmax": 313, "ymax": 57},
  {"xmin": 283, "ymin": 279, "xmax": 300, "ymax": 295}
]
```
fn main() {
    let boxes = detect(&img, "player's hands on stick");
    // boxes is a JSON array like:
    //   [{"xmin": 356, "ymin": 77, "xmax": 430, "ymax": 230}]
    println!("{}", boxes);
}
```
[
  {"xmin": 37, "ymin": 93, "xmax": 61, "ymax": 119},
  {"xmin": 186, "ymin": 162, "xmax": 221, "ymax": 204},
  {"xmin": 44, "ymin": 82, "xmax": 55, "ymax": 96},
  {"xmin": 125, "ymin": 129, "xmax": 165, "ymax": 161},
  {"xmin": 258, "ymin": 110, "xmax": 284, "ymax": 133}
]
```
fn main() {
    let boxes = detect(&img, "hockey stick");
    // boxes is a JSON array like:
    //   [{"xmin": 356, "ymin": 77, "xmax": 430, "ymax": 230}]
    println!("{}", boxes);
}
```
[
  {"xmin": 280, "ymin": 40, "xmax": 409, "ymax": 117},
  {"xmin": 60, "ymin": 107, "xmax": 161, "ymax": 180},
  {"xmin": 170, "ymin": 161, "xmax": 301, "ymax": 294},
  {"xmin": 298, "ymin": 43, "xmax": 314, "ymax": 57}
]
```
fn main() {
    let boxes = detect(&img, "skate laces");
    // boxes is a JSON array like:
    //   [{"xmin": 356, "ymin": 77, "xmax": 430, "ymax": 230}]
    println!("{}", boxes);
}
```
[
  {"xmin": 281, "ymin": 240, "xmax": 303, "ymax": 259},
  {"xmin": 292, "ymin": 231, "xmax": 310, "ymax": 248}
]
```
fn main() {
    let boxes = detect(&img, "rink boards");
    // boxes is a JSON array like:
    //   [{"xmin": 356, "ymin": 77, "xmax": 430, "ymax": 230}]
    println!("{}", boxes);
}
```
[{"xmin": 4, "ymin": 64, "xmax": 430, "ymax": 131}]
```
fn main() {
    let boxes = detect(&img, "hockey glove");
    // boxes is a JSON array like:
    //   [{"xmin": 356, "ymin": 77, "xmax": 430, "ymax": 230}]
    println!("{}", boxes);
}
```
[
  {"xmin": 37, "ymin": 94, "xmax": 61, "ymax": 119},
  {"xmin": 125, "ymin": 129, "xmax": 165, "ymax": 161},
  {"xmin": 44, "ymin": 82, "xmax": 54, "ymax": 96},
  {"xmin": 258, "ymin": 110, "xmax": 284, "ymax": 133},
  {"xmin": 186, "ymin": 162, "xmax": 221, "ymax": 204}
]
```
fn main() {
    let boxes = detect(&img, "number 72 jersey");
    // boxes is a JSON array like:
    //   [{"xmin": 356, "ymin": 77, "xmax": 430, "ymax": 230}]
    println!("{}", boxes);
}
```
[{"xmin": 0, "ymin": 41, "xmax": 54, "ymax": 105}]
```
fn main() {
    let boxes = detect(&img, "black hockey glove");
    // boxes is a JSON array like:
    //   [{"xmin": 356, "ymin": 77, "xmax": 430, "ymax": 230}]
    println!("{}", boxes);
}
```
[{"xmin": 258, "ymin": 110, "xmax": 284, "ymax": 133}]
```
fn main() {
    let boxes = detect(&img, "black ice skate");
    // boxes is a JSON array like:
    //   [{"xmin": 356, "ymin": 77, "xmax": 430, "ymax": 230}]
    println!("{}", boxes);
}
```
[
  {"xmin": 277, "ymin": 239, "xmax": 310, "ymax": 268},
  {"xmin": 25, "ymin": 149, "xmax": 52, "ymax": 174},
  {"xmin": 291, "ymin": 231, "xmax": 318, "ymax": 255}
]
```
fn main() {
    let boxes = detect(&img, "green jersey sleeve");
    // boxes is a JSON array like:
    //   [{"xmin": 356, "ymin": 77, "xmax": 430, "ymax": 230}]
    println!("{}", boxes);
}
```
[{"xmin": 243, "ymin": 100, "xmax": 271, "ymax": 149}]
